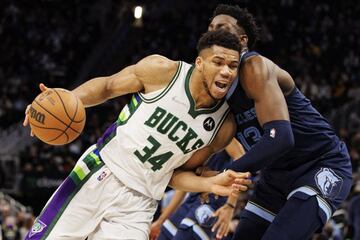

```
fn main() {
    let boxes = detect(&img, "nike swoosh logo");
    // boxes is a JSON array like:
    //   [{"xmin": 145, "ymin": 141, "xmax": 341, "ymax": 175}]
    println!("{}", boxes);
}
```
[{"xmin": 172, "ymin": 96, "xmax": 187, "ymax": 107}]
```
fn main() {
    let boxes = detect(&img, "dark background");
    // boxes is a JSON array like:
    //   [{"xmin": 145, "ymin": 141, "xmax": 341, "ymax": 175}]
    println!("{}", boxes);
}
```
[{"xmin": 0, "ymin": 0, "xmax": 359, "ymax": 239}]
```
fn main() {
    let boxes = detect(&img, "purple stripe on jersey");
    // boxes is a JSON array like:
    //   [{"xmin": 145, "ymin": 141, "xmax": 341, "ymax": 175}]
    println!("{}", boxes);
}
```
[
  {"xmin": 97, "ymin": 122, "xmax": 117, "ymax": 147},
  {"xmin": 25, "ymin": 177, "xmax": 76, "ymax": 239}
]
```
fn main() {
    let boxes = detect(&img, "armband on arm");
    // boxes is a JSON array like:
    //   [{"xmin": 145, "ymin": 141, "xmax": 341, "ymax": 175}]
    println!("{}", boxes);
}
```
[{"xmin": 229, "ymin": 120, "xmax": 294, "ymax": 172}]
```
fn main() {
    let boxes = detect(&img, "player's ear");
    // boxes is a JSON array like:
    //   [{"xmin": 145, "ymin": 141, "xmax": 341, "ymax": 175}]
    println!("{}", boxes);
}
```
[
  {"xmin": 195, "ymin": 56, "xmax": 203, "ymax": 72},
  {"xmin": 240, "ymin": 34, "xmax": 248, "ymax": 48}
]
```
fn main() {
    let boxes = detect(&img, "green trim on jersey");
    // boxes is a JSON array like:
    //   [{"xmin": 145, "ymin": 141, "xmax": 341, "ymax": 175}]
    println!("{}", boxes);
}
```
[
  {"xmin": 139, "ymin": 61, "xmax": 182, "ymax": 103},
  {"xmin": 185, "ymin": 65, "xmax": 225, "ymax": 119},
  {"xmin": 207, "ymin": 108, "xmax": 230, "ymax": 145}
]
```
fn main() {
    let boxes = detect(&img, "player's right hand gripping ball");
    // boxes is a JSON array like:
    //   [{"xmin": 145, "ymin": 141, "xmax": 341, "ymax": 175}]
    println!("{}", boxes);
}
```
[{"xmin": 28, "ymin": 88, "xmax": 86, "ymax": 145}]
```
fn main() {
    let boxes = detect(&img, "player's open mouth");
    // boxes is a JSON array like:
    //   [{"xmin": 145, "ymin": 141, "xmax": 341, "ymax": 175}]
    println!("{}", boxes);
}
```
[
  {"xmin": 215, "ymin": 81, "xmax": 228, "ymax": 93},
  {"xmin": 215, "ymin": 81, "xmax": 228, "ymax": 89}
]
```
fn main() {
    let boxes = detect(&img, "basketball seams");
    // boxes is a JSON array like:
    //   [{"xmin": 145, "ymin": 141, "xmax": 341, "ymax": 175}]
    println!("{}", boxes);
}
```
[
  {"xmin": 53, "ymin": 89, "xmax": 85, "ymax": 143},
  {"xmin": 30, "ymin": 122, "xmax": 66, "ymax": 144},
  {"xmin": 47, "ymin": 131, "xmax": 69, "ymax": 144},
  {"xmin": 53, "ymin": 89, "xmax": 73, "ymax": 121},
  {"xmin": 33, "ymin": 99, "xmax": 80, "ymax": 134},
  {"xmin": 29, "ymin": 122, "xmax": 65, "ymax": 132},
  {"xmin": 71, "ymin": 97, "xmax": 85, "ymax": 123},
  {"xmin": 54, "ymin": 88, "xmax": 84, "ymax": 123},
  {"xmin": 30, "ymin": 89, "xmax": 85, "ymax": 145}
]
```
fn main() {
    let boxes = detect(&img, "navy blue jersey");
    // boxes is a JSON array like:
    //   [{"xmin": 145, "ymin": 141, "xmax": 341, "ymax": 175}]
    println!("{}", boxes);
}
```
[{"xmin": 226, "ymin": 51, "xmax": 340, "ymax": 170}]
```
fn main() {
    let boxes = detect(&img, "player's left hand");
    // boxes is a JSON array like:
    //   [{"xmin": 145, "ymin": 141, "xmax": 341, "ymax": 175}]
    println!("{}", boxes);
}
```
[
  {"xmin": 212, "ymin": 204, "xmax": 235, "ymax": 239},
  {"xmin": 209, "ymin": 170, "xmax": 251, "ymax": 196}
]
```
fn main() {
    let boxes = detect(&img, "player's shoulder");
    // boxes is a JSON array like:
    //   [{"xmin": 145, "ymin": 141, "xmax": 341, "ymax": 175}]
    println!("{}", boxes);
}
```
[
  {"xmin": 135, "ymin": 54, "xmax": 179, "ymax": 86},
  {"xmin": 240, "ymin": 54, "xmax": 278, "ymax": 81},
  {"xmin": 242, "ymin": 54, "xmax": 268, "ymax": 70},
  {"xmin": 137, "ymin": 54, "xmax": 178, "ymax": 71}
]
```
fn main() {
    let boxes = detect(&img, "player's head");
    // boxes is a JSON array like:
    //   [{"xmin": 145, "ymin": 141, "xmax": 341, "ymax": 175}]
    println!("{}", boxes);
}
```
[
  {"xmin": 195, "ymin": 29, "xmax": 240, "ymax": 100},
  {"xmin": 209, "ymin": 4, "xmax": 259, "ymax": 50}
]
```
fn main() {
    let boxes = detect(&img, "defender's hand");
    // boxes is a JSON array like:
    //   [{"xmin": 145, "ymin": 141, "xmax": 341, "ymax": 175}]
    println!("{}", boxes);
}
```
[
  {"xmin": 212, "ymin": 204, "xmax": 235, "ymax": 239},
  {"xmin": 209, "ymin": 171, "xmax": 251, "ymax": 196},
  {"xmin": 23, "ymin": 83, "xmax": 49, "ymax": 136}
]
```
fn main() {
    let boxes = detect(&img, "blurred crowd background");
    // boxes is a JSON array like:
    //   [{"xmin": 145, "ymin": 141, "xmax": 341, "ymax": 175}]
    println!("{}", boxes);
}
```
[{"xmin": 0, "ymin": 0, "xmax": 359, "ymax": 239}]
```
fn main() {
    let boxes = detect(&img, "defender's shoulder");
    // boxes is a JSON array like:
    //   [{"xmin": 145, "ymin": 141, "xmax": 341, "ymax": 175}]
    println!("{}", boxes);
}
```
[{"xmin": 242, "ymin": 54, "xmax": 268, "ymax": 69}]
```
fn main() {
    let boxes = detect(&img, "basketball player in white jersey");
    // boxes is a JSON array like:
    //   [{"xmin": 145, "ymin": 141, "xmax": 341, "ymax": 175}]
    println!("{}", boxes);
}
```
[{"xmin": 23, "ymin": 29, "xmax": 251, "ymax": 240}]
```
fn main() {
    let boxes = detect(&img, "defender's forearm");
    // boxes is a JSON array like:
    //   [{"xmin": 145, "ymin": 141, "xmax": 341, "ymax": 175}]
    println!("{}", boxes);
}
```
[{"xmin": 226, "ymin": 192, "xmax": 238, "ymax": 208}]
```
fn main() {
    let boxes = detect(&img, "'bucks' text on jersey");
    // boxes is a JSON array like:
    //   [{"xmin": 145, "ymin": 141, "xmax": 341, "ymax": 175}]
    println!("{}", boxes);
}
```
[{"xmin": 97, "ymin": 62, "xmax": 230, "ymax": 200}]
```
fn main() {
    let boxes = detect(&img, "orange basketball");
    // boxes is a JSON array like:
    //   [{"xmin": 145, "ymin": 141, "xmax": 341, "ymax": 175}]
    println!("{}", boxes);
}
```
[{"xmin": 28, "ymin": 88, "xmax": 86, "ymax": 145}]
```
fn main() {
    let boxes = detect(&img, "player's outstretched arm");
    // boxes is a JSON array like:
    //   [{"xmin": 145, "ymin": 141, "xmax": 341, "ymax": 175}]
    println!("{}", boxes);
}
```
[
  {"xmin": 72, "ymin": 55, "xmax": 178, "ymax": 107},
  {"xmin": 170, "ymin": 169, "xmax": 251, "ymax": 196},
  {"xmin": 23, "ymin": 55, "xmax": 178, "ymax": 133}
]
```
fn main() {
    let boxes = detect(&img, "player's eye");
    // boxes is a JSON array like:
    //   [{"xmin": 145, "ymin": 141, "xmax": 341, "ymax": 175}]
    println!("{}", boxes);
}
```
[{"xmin": 230, "ymin": 64, "xmax": 238, "ymax": 70}]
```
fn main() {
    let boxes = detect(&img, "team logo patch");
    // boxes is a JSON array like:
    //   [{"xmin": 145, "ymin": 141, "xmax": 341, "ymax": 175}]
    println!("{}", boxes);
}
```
[
  {"xmin": 29, "ymin": 219, "xmax": 47, "ymax": 237},
  {"xmin": 97, "ymin": 171, "xmax": 107, "ymax": 181},
  {"xmin": 195, "ymin": 204, "xmax": 215, "ymax": 227},
  {"xmin": 270, "ymin": 128, "xmax": 276, "ymax": 138},
  {"xmin": 203, "ymin": 117, "xmax": 215, "ymax": 131},
  {"xmin": 315, "ymin": 168, "xmax": 343, "ymax": 199}
]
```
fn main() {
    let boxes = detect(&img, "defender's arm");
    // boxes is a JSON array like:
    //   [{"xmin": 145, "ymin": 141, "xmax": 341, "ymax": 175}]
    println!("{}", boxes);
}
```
[{"xmin": 229, "ymin": 56, "xmax": 294, "ymax": 172}]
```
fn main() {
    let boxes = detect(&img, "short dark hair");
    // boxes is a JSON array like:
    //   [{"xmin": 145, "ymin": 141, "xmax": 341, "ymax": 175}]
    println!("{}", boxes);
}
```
[
  {"xmin": 197, "ymin": 29, "xmax": 240, "ymax": 54},
  {"xmin": 212, "ymin": 4, "xmax": 259, "ymax": 48}
]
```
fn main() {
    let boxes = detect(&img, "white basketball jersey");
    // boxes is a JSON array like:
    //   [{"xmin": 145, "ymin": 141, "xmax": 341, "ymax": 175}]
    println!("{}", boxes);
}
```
[{"xmin": 98, "ymin": 61, "xmax": 230, "ymax": 200}]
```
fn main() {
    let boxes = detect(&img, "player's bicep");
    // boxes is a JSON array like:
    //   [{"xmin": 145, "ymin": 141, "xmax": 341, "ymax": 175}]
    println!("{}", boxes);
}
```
[
  {"xmin": 105, "ymin": 55, "xmax": 178, "ymax": 98},
  {"xmin": 105, "ymin": 65, "xmax": 144, "ymax": 99},
  {"xmin": 241, "ymin": 57, "xmax": 289, "ymax": 126},
  {"xmin": 254, "ymin": 78, "xmax": 289, "ymax": 125}
]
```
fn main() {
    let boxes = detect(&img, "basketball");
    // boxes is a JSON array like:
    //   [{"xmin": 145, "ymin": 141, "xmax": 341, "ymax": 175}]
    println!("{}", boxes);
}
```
[{"xmin": 28, "ymin": 88, "xmax": 86, "ymax": 145}]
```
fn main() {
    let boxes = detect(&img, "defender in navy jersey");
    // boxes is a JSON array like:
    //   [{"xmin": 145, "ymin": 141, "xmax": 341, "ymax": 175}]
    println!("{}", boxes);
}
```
[{"xmin": 209, "ymin": 4, "xmax": 352, "ymax": 240}]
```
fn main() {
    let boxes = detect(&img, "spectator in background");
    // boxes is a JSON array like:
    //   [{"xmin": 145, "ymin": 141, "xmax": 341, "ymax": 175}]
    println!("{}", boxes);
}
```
[
  {"xmin": 0, "ymin": 163, "xmax": 5, "ymax": 189},
  {"xmin": 1, "ymin": 215, "xmax": 21, "ymax": 240},
  {"xmin": 346, "ymin": 176, "xmax": 360, "ymax": 240}
]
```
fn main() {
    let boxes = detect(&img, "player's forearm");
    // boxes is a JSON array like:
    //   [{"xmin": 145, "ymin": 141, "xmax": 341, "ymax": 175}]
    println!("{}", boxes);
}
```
[
  {"xmin": 72, "ymin": 77, "xmax": 111, "ymax": 107},
  {"xmin": 170, "ymin": 170, "xmax": 213, "ymax": 192},
  {"xmin": 158, "ymin": 190, "xmax": 187, "ymax": 223},
  {"xmin": 226, "ymin": 192, "xmax": 238, "ymax": 207},
  {"xmin": 229, "ymin": 120, "xmax": 294, "ymax": 172}
]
